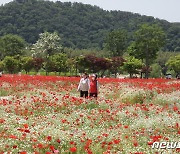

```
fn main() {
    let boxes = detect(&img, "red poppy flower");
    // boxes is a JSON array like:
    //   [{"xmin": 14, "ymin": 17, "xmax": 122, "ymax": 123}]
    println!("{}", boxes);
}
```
[
  {"xmin": 46, "ymin": 136, "xmax": 52, "ymax": 141},
  {"xmin": 49, "ymin": 145, "xmax": 55, "ymax": 151},
  {"xmin": 37, "ymin": 143, "xmax": 43, "ymax": 149},
  {"xmin": 70, "ymin": 141, "xmax": 75, "ymax": 145},
  {"xmin": 57, "ymin": 139, "xmax": 61, "ymax": 143},
  {"xmin": 113, "ymin": 139, "xmax": 120, "ymax": 144},
  {"xmin": 124, "ymin": 125, "xmax": 128, "ymax": 129},
  {"xmin": 0, "ymin": 119, "xmax": 5, "ymax": 123},
  {"xmin": 9, "ymin": 135, "xmax": 18, "ymax": 139},
  {"xmin": 19, "ymin": 152, "xmax": 27, "ymax": 154},
  {"xmin": 24, "ymin": 129, "xmax": 30, "ymax": 133},
  {"xmin": 133, "ymin": 141, "xmax": 138, "ymax": 147},
  {"xmin": 147, "ymin": 141, "xmax": 153, "ymax": 146},
  {"xmin": 12, "ymin": 145, "xmax": 17, "ymax": 149},
  {"xmin": 23, "ymin": 124, "xmax": 28, "ymax": 128},
  {"xmin": 69, "ymin": 147, "xmax": 77, "ymax": 152}
]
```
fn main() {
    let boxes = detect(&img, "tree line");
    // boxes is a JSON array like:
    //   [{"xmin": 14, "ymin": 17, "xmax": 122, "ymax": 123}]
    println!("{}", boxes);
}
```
[
  {"xmin": 0, "ymin": 0, "xmax": 180, "ymax": 51},
  {"xmin": 0, "ymin": 23, "xmax": 179, "ymax": 78}
]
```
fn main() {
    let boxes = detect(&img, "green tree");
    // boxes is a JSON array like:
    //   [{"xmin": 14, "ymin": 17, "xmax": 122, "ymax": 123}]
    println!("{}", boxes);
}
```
[
  {"xmin": 66, "ymin": 58, "xmax": 76, "ymax": 76},
  {"xmin": 76, "ymin": 55, "xmax": 89, "ymax": 73},
  {"xmin": 44, "ymin": 53, "xmax": 68, "ymax": 75},
  {"xmin": 0, "ymin": 0, "xmax": 179, "ymax": 51},
  {"xmin": 43, "ymin": 59, "xmax": 56, "ymax": 75},
  {"xmin": 150, "ymin": 63, "xmax": 163, "ymax": 78},
  {"xmin": 156, "ymin": 51, "xmax": 178, "ymax": 75},
  {"xmin": 129, "ymin": 24, "xmax": 166, "ymax": 78},
  {"xmin": 123, "ymin": 56, "xmax": 143, "ymax": 78},
  {"xmin": 0, "ymin": 34, "xmax": 26, "ymax": 59},
  {"xmin": 105, "ymin": 29, "xmax": 127, "ymax": 56},
  {"xmin": 109, "ymin": 57, "xmax": 125, "ymax": 76},
  {"xmin": 32, "ymin": 32, "xmax": 62, "ymax": 57},
  {"xmin": 0, "ymin": 61, "xmax": 4, "ymax": 72},
  {"xmin": 3, "ymin": 56, "xmax": 19, "ymax": 73},
  {"xmin": 53, "ymin": 53, "xmax": 68, "ymax": 74},
  {"xmin": 166, "ymin": 55, "xmax": 180, "ymax": 76},
  {"xmin": 32, "ymin": 58, "xmax": 44, "ymax": 73},
  {"xmin": 21, "ymin": 57, "xmax": 34, "ymax": 74}
]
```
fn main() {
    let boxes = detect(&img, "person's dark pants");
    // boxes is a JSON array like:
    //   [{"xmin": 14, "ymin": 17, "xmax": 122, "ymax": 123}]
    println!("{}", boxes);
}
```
[
  {"xmin": 89, "ymin": 93, "xmax": 97, "ymax": 98},
  {"xmin": 80, "ymin": 91, "xmax": 88, "ymax": 98}
]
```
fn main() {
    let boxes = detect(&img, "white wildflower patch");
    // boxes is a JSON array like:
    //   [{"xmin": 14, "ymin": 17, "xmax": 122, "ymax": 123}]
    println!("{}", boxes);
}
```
[{"xmin": 0, "ymin": 76, "xmax": 179, "ymax": 153}]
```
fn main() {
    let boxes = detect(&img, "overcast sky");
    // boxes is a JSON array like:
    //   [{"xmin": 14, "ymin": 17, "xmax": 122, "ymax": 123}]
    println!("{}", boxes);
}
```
[{"xmin": 0, "ymin": 0, "xmax": 180, "ymax": 22}]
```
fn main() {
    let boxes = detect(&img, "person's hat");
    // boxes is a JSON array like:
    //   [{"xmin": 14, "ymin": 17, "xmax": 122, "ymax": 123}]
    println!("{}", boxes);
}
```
[{"xmin": 92, "ymin": 74, "xmax": 97, "ymax": 79}]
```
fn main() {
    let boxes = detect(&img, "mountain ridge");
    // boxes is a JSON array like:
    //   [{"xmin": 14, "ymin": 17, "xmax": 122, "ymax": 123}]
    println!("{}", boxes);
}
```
[{"xmin": 0, "ymin": 0, "xmax": 179, "ymax": 51}]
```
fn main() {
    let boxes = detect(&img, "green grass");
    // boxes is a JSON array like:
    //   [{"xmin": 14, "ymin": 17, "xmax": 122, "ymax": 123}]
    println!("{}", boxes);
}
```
[
  {"xmin": 0, "ymin": 89, "xmax": 9, "ymax": 96},
  {"xmin": 20, "ymin": 70, "xmax": 77, "ymax": 76}
]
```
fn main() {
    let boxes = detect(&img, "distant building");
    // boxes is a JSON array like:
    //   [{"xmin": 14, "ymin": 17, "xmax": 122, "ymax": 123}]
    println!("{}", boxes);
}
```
[{"xmin": 166, "ymin": 73, "xmax": 172, "ymax": 79}]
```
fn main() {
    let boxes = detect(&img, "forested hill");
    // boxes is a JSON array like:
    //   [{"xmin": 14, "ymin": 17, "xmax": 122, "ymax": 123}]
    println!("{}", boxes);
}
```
[{"xmin": 0, "ymin": 0, "xmax": 180, "ymax": 51}]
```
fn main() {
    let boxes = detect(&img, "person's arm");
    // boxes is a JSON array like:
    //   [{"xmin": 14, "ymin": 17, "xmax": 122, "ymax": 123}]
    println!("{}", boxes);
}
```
[
  {"xmin": 77, "ymin": 79, "xmax": 82, "ymax": 91},
  {"xmin": 87, "ymin": 79, "xmax": 90, "ymax": 91},
  {"xmin": 97, "ymin": 81, "xmax": 99, "ymax": 93}
]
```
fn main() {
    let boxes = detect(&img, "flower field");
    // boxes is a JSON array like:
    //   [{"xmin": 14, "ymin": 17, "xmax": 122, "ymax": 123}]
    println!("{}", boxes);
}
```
[{"xmin": 0, "ymin": 75, "xmax": 180, "ymax": 154}]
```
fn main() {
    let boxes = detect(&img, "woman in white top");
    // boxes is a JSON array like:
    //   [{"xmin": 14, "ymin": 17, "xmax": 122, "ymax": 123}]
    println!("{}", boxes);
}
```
[{"xmin": 77, "ymin": 72, "xmax": 90, "ymax": 98}]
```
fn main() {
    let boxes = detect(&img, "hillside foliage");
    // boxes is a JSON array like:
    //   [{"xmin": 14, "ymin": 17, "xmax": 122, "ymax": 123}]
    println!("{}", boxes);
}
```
[{"xmin": 0, "ymin": 0, "xmax": 179, "ymax": 51}]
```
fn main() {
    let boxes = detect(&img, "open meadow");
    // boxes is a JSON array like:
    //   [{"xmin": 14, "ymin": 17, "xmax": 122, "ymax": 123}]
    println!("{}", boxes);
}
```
[{"xmin": 0, "ymin": 75, "xmax": 180, "ymax": 154}]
